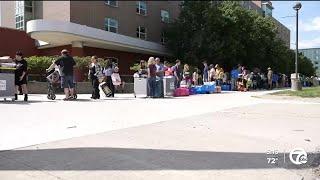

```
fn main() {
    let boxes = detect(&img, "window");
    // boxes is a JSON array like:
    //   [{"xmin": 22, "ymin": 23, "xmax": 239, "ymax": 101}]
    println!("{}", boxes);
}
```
[
  {"xmin": 105, "ymin": 0, "xmax": 118, "ymax": 7},
  {"xmin": 161, "ymin": 10, "xmax": 169, "ymax": 23},
  {"xmin": 160, "ymin": 32, "xmax": 166, "ymax": 44},
  {"xmin": 136, "ymin": 1, "xmax": 147, "ymax": 16},
  {"xmin": 136, "ymin": 26, "xmax": 147, "ymax": 40},
  {"xmin": 105, "ymin": 18, "xmax": 118, "ymax": 33}
]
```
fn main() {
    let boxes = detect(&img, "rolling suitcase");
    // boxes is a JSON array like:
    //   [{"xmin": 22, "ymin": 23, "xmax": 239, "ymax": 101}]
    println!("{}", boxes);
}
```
[
  {"xmin": 100, "ymin": 82, "xmax": 112, "ymax": 97},
  {"xmin": 174, "ymin": 87, "xmax": 190, "ymax": 97}
]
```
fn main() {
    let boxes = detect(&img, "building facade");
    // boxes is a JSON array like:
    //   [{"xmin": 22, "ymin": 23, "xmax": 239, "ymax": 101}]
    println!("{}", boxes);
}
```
[
  {"xmin": 0, "ymin": 0, "xmax": 291, "ymax": 74},
  {"xmin": 299, "ymin": 48, "xmax": 320, "ymax": 76}
]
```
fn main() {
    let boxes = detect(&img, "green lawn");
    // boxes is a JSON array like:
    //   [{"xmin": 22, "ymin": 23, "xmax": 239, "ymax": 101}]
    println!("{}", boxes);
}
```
[{"xmin": 271, "ymin": 87, "xmax": 320, "ymax": 98}]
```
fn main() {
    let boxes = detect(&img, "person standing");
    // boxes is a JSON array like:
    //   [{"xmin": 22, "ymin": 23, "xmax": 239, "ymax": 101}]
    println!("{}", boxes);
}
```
[
  {"xmin": 183, "ymin": 64, "xmax": 191, "ymax": 87},
  {"xmin": 54, "ymin": 49, "xmax": 76, "ymax": 100},
  {"xmin": 14, "ymin": 51, "xmax": 28, "ymax": 101},
  {"xmin": 147, "ymin": 57, "xmax": 157, "ymax": 98},
  {"xmin": 215, "ymin": 64, "xmax": 224, "ymax": 86},
  {"xmin": 267, "ymin": 67, "xmax": 273, "ymax": 90},
  {"xmin": 208, "ymin": 64, "xmax": 215, "ymax": 82},
  {"xmin": 230, "ymin": 66, "xmax": 239, "ymax": 91},
  {"xmin": 192, "ymin": 68, "xmax": 199, "ymax": 85},
  {"xmin": 155, "ymin": 57, "xmax": 165, "ymax": 98},
  {"xmin": 202, "ymin": 60, "xmax": 209, "ymax": 83},
  {"xmin": 103, "ymin": 59, "xmax": 115, "ymax": 97},
  {"xmin": 88, "ymin": 56, "xmax": 102, "ymax": 99},
  {"xmin": 172, "ymin": 59, "xmax": 182, "ymax": 89}
]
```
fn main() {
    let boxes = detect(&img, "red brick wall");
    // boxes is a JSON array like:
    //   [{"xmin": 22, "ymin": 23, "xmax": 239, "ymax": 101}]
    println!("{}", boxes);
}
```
[
  {"xmin": 83, "ymin": 47, "xmax": 153, "ymax": 75},
  {"xmin": 38, "ymin": 45, "xmax": 72, "ymax": 56},
  {"xmin": 0, "ymin": 27, "xmax": 38, "ymax": 57}
]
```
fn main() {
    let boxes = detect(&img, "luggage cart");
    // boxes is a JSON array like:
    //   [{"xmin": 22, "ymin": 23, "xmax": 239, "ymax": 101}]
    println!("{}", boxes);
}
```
[
  {"xmin": 134, "ymin": 77, "xmax": 148, "ymax": 98},
  {"xmin": 0, "ymin": 67, "xmax": 16, "ymax": 101},
  {"xmin": 163, "ymin": 76, "xmax": 175, "ymax": 96}
]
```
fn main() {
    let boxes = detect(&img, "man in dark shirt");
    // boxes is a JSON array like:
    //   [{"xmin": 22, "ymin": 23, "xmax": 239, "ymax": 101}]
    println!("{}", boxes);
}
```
[
  {"xmin": 55, "ymin": 49, "xmax": 76, "ymax": 100},
  {"xmin": 14, "ymin": 51, "xmax": 28, "ymax": 101}
]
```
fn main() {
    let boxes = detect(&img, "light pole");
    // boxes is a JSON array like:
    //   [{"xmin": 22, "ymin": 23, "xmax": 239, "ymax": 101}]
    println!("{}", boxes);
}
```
[{"xmin": 292, "ymin": 2, "xmax": 302, "ymax": 91}]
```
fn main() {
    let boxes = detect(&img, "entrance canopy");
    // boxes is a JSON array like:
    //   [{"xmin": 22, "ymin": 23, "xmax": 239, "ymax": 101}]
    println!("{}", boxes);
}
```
[{"xmin": 26, "ymin": 20, "xmax": 170, "ymax": 56}]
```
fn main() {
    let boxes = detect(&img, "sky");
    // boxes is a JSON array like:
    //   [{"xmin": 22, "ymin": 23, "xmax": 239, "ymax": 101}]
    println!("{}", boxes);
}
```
[{"xmin": 272, "ymin": 1, "xmax": 320, "ymax": 49}]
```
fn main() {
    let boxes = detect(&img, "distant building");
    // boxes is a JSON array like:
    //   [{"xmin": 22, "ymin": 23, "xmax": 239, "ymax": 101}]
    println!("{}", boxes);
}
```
[{"xmin": 299, "ymin": 48, "xmax": 320, "ymax": 76}]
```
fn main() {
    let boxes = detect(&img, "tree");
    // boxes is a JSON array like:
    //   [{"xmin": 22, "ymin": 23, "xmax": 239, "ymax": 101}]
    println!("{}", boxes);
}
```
[{"xmin": 165, "ymin": 1, "xmax": 316, "ymax": 76}]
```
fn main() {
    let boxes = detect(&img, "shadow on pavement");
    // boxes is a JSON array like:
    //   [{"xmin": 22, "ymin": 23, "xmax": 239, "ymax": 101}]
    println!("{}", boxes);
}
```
[
  {"xmin": 0, "ymin": 147, "xmax": 318, "ymax": 171},
  {"xmin": 0, "ymin": 100, "xmax": 56, "ymax": 104}
]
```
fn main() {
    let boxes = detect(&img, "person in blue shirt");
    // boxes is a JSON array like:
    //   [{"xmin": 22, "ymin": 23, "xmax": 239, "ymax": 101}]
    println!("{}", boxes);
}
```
[
  {"xmin": 155, "ymin": 57, "xmax": 165, "ymax": 98},
  {"xmin": 230, "ymin": 66, "xmax": 240, "ymax": 91}
]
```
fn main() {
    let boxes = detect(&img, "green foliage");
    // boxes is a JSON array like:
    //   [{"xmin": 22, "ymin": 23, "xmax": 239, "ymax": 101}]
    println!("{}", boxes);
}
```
[
  {"xmin": 26, "ymin": 56, "xmax": 57, "ymax": 74},
  {"xmin": 130, "ymin": 63, "xmax": 141, "ymax": 72},
  {"xmin": 165, "ymin": 1, "xmax": 316, "ymax": 76}
]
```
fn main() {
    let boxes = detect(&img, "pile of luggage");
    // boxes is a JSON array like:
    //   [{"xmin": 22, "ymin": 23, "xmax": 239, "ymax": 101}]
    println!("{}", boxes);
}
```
[{"xmin": 173, "ymin": 82, "xmax": 223, "ymax": 97}]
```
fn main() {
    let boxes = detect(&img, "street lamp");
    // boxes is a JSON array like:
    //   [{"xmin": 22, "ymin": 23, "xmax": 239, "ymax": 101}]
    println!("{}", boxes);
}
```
[{"xmin": 291, "ymin": 2, "xmax": 302, "ymax": 91}]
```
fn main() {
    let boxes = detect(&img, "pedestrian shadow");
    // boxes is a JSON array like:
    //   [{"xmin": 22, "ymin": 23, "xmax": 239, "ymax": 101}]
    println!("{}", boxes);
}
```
[
  {"xmin": 0, "ymin": 100, "xmax": 56, "ymax": 104},
  {"xmin": 0, "ymin": 147, "xmax": 318, "ymax": 171}
]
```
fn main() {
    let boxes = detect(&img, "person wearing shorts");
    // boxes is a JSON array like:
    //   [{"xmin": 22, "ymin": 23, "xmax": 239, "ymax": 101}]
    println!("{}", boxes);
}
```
[
  {"xmin": 54, "ymin": 49, "xmax": 76, "ymax": 100},
  {"xmin": 14, "ymin": 51, "xmax": 28, "ymax": 101}
]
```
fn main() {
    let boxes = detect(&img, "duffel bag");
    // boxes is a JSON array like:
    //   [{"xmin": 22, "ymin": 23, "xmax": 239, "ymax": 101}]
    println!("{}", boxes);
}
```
[{"xmin": 174, "ymin": 87, "xmax": 190, "ymax": 97}]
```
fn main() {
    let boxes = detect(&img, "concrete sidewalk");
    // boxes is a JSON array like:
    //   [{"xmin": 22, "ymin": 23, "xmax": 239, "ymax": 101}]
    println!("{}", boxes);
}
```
[{"xmin": 0, "ymin": 102, "xmax": 319, "ymax": 179}]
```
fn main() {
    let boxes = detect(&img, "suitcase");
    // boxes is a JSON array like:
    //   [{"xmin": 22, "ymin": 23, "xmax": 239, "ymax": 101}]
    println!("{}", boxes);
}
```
[
  {"xmin": 100, "ymin": 82, "xmax": 112, "ymax": 97},
  {"xmin": 215, "ymin": 86, "xmax": 221, "ymax": 93},
  {"xmin": 174, "ymin": 87, "xmax": 190, "ymax": 97}
]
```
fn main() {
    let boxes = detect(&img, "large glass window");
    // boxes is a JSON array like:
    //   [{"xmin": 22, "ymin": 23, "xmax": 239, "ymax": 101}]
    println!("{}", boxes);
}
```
[
  {"xmin": 105, "ymin": 0, "xmax": 118, "ymax": 7},
  {"xmin": 161, "ymin": 10, "xmax": 169, "ymax": 23},
  {"xmin": 136, "ymin": 1, "xmax": 147, "ymax": 16},
  {"xmin": 105, "ymin": 18, "xmax": 118, "ymax": 33},
  {"xmin": 136, "ymin": 26, "xmax": 147, "ymax": 40},
  {"xmin": 15, "ymin": 1, "xmax": 25, "ymax": 30}
]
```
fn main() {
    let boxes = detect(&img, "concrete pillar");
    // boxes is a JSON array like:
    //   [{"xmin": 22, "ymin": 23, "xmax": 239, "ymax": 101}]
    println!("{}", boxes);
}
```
[{"xmin": 71, "ymin": 41, "xmax": 84, "ymax": 57}]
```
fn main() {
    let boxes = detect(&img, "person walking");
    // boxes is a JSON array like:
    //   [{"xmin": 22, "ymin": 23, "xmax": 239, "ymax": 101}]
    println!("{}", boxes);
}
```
[
  {"xmin": 14, "ymin": 51, "xmax": 28, "ymax": 101},
  {"xmin": 155, "ymin": 57, "xmax": 165, "ymax": 98},
  {"xmin": 54, "ymin": 49, "xmax": 76, "ymax": 101},
  {"xmin": 103, "ymin": 59, "xmax": 115, "ymax": 97},
  {"xmin": 147, "ymin": 57, "xmax": 157, "ymax": 98},
  {"xmin": 267, "ymin": 67, "xmax": 273, "ymax": 90},
  {"xmin": 88, "ymin": 56, "xmax": 102, "ymax": 99},
  {"xmin": 172, "ymin": 59, "xmax": 182, "ymax": 89}
]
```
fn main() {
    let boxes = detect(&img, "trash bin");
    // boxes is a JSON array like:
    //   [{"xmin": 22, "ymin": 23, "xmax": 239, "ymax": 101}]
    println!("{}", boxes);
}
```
[
  {"xmin": 0, "ymin": 67, "xmax": 16, "ymax": 101},
  {"xmin": 291, "ymin": 73, "xmax": 302, "ymax": 91},
  {"xmin": 163, "ymin": 76, "xmax": 175, "ymax": 96},
  {"xmin": 134, "ymin": 77, "xmax": 148, "ymax": 98}
]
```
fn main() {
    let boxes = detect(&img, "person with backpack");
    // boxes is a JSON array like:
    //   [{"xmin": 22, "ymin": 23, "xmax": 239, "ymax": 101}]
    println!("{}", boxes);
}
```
[{"xmin": 54, "ymin": 49, "xmax": 76, "ymax": 101}]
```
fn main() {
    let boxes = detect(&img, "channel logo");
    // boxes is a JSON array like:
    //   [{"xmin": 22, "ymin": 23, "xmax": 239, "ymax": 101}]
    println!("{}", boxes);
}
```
[{"xmin": 289, "ymin": 148, "xmax": 308, "ymax": 165}]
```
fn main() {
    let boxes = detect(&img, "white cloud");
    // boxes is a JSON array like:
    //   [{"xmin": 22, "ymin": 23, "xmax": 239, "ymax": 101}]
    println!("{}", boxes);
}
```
[
  {"xmin": 298, "ymin": 37, "xmax": 320, "ymax": 49},
  {"xmin": 300, "ymin": 16, "xmax": 320, "ymax": 32}
]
